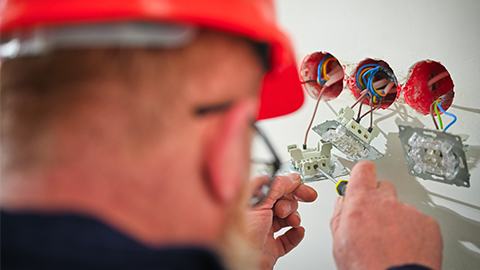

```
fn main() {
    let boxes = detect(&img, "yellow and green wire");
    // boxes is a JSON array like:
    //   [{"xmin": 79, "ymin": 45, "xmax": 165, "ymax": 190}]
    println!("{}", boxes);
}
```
[
  {"xmin": 355, "ymin": 64, "xmax": 390, "ymax": 104},
  {"xmin": 434, "ymin": 98, "xmax": 457, "ymax": 131}
]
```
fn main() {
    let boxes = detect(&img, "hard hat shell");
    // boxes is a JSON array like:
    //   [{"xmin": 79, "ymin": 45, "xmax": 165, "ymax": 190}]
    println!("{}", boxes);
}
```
[{"xmin": 0, "ymin": 0, "xmax": 304, "ymax": 120}]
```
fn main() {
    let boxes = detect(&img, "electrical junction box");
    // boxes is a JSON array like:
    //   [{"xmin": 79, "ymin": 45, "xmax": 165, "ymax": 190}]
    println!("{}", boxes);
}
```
[
  {"xmin": 279, "ymin": 140, "xmax": 349, "ymax": 183},
  {"xmin": 313, "ymin": 106, "xmax": 383, "ymax": 161}
]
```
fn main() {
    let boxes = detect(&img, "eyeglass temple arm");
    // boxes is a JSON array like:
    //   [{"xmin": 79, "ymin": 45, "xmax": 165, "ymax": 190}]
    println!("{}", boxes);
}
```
[{"xmin": 251, "ymin": 122, "xmax": 281, "ymax": 172}]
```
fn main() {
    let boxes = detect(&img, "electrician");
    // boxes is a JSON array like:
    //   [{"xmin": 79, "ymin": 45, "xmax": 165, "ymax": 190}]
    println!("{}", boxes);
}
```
[{"xmin": 1, "ymin": 1, "xmax": 442, "ymax": 270}]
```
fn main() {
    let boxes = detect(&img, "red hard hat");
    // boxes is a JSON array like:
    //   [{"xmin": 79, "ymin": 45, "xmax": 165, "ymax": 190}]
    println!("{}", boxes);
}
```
[{"xmin": 0, "ymin": 0, "xmax": 304, "ymax": 120}]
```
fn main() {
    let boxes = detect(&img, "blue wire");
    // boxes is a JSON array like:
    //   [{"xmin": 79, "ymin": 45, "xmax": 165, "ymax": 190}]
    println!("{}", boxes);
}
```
[
  {"xmin": 356, "ymin": 64, "xmax": 380, "ymax": 89},
  {"xmin": 362, "ymin": 66, "xmax": 382, "ymax": 102},
  {"xmin": 317, "ymin": 54, "xmax": 332, "ymax": 85},
  {"xmin": 437, "ymin": 100, "xmax": 457, "ymax": 131},
  {"xmin": 365, "ymin": 68, "xmax": 379, "ymax": 92}
]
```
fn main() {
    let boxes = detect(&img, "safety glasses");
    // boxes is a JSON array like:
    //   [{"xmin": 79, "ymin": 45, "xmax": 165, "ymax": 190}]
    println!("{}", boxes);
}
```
[{"xmin": 196, "ymin": 102, "xmax": 280, "ymax": 207}]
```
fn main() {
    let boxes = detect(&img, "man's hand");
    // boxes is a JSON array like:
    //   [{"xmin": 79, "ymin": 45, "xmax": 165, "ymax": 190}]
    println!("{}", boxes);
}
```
[
  {"xmin": 247, "ymin": 173, "xmax": 317, "ymax": 270},
  {"xmin": 330, "ymin": 161, "xmax": 443, "ymax": 270}
]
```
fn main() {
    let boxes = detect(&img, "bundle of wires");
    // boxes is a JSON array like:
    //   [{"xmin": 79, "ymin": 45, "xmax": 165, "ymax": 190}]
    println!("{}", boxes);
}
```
[
  {"xmin": 303, "ymin": 54, "xmax": 340, "ymax": 149},
  {"xmin": 317, "ymin": 53, "xmax": 338, "ymax": 86},
  {"xmin": 355, "ymin": 64, "xmax": 397, "ymax": 104},
  {"xmin": 431, "ymin": 98, "xmax": 457, "ymax": 132}
]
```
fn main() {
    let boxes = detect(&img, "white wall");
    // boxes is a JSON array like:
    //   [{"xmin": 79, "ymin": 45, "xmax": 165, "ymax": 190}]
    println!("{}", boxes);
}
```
[{"xmin": 262, "ymin": 1, "xmax": 480, "ymax": 269}]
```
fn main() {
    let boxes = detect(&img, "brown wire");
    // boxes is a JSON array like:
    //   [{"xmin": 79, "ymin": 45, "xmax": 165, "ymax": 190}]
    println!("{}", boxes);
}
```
[
  {"xmin": 357, "ymin": 102, "xmax": 363, "ymax": 121},
  {"xmin": 370, "ymin": 103, "xmax": 374, "ymax": 128},
  {"xmin": 359, "ymin": 105, "xmax": 378, "ymax": 121},
  {"xmin": 351, "ymin": 90, "xmax": 368, "ymax": 109},
  {"xmin": 303, "ymin": 85, "xmax": 326, "ymax": 148}
]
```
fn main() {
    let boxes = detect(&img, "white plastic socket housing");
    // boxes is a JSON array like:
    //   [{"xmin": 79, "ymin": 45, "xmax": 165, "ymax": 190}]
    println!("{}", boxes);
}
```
[
  {"xmin": 338, "ymin": 106, "xmax": 380, "ymax": 144},
  {"xmin": 313, "ymin": 106, "xmax": 383, "ymax": 161},
  {"xmin": 288, "ymin": 141, "xmax": 332, "ymax": 175},
  {"xmin": 279, "ymin": 141, "xmax": 349, "ymax": 183}
]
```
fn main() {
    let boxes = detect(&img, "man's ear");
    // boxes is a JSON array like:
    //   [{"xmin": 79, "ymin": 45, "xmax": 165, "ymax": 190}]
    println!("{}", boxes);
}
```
[{"xmin": 205, "ymin": 99, "xmax": 255, "ymax": 205}]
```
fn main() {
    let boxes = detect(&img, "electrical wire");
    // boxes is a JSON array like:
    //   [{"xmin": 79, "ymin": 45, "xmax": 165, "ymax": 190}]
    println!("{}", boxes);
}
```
[
  {"xmin": 322, "ymin": 58, "xmax": 337, "ymax": 81},
  {"xmin": 370, "ymin": 102, "xmax": 374, "ymax": 128},
  {"xmin": 357, "ymin": 102, "xmax": 363, "ymax": 121},
  {"xmin": 303, "ymin": 85, "xmax": 326, "ymax": 149},
  {"xmin": 317, "ymin": 55, "xmax": 330, "ymax": 85},
  {"xmin": 316, "ymin": 54, "xmax": 340, "ymax": 86},
  {"xmin": 355, "ymin": 63, "xmax": 397, "ymax": 106},
  {"xmin": 430, "ymin": 101, "xmax": 439, "ymax": 130},
  {"xmin": 303, "ymin": 54, "xmax": 341, "ymax": 148},
  {"xmin": 427, "ymin": 71, "xmax": 450, "ymax": 90},
  {"xmin": 357, "ymin": 92, "xmax": 378, "ymax": 123},
  {"xmin": 359, "ymin": 106, "xmax": 378, "ymax": 121},
  {"xmin": 351, "ymin": 90, "xmax": 368, "ymax": 109},
  {"xmin": 370, "ymin": 74, "xmax": 389, "ymax": 97},
  {"xmin": 356, "ymin": 96, "xmax": 379, "ymax": 127},
  {"xmin": 356, "ymin": 64, "xmax": 378, "ymax": 88},
  {"xmin": 359, "ymin": 65, "xmax": 381, "ymax": 104},
  {"xmin": 434, "ymin": 100, "xmax": 443, "ymax": 130},
  {"xmin": 437, "ymin": 100, "xmax": 457, "ymax": 131}
]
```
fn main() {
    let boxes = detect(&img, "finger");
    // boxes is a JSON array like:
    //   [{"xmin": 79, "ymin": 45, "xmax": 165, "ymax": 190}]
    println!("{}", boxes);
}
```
[
  {"xmin": 273, "ymin": 199, "xmax": 298, "ymax": 218},
  {"xmin": 272, "ymin": 215, "xmax": 286, "ymax": 232},
  {"xmin": 346, "ymin": 161, "xmax": 378, "ymax": 194},
  {"xmin": 285, "ymin": 211, "xmax": 301, "ymax": 228},
  {"xmin": 262, "ymin": 173, "xmax": 301, "ymax": 207},
  {"xmin": 330, "ymin": 196, "xmax": 344, "ymax": 233},
  {"xmin": 293, "ymin": 184, "xmax": 318, "ymax": 203},
  {"xmin": 376, "ymin": 180, "xmax": 398, "ymax": 199},
  {"xmin": 272, "ymin": 216, "xmax": 283, "ymax": 232},
  {"xmin": 276, "ymin": 227, "xmax": 305, "ymax": 257},
  {"xmin": 272, "ymin": 211, "xmax": 301, "ymax": 232}
]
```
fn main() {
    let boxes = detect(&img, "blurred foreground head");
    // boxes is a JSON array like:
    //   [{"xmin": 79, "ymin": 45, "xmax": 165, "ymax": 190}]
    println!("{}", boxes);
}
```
[{"xmin": 1, "ymin": 1, "xmax": 303, "ymax": 269}]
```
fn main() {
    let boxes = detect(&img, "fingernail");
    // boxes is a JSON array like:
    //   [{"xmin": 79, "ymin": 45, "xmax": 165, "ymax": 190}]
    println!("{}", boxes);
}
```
[
  {"xmin": 283, "ymin": 204, "xmax": 292, "ymax": 215},
  {"xmin": 294, "ymin": 195, "xmax": 305, "ymax": 202},
  {"xmin": 335, "ymin": 196, "xmax": 344, "ymax": 207},
  {"xmin": 287, "ymin": 173, "xmax": 300, "ymax": 182}
]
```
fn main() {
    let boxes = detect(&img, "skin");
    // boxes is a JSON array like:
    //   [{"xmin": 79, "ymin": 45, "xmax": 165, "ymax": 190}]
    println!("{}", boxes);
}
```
[
  {"xmin": 1, "ymin": 30, "xmax": 442, "ymax": 270},
  {"xmin": 248, "ymin": 173, "xmax": 317, "ymax": 270},
  {"xmin": 330, "ymin": 161, "xmax": 443, "ymax": 270},
  {"xmin": 1, "ymin": 31, "xmax": 317, "ymax": 270}
]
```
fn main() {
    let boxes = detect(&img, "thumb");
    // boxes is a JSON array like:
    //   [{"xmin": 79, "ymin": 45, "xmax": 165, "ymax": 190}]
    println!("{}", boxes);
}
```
[
  {"xmin": 347, "ymin": 161, "xmax": 378, "ymax": 194},
  {"xmin": 260, "ymin": 174, "xmax": 301, "ymax": 209}
]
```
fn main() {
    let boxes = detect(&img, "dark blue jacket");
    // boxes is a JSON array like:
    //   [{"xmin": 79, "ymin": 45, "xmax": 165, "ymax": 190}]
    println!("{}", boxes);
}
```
[{"xmin": 1, "ymin": 211, "xmax": 431, "ymax": 270}]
